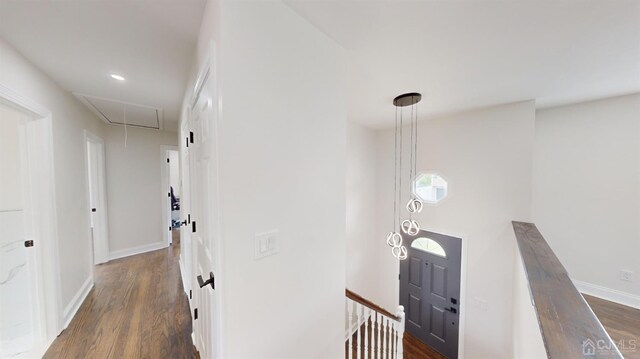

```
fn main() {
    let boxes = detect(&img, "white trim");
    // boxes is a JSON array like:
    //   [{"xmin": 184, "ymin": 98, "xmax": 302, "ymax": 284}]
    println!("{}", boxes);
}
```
[
  {"xmin": 0, "ymin": 83, "xmax": 63, "ymax": 353},
  {"xmin": 62, "ymin": 276, "xmax": 93, "ymax": 328},
  {"xmin": 73, "ymin": 92, "xmax": 165, "ymax": 131},
  {"xmin": 573, "ymin": 279, "xmax": 640, "ymax": 310},
  {"xmin": 161, "ymin": 145, "xmax": 180, "ymax": 248},
  {"xmin": 84, "ymin": 131, "xmax": 110, "ymax": 265},
  {"xmin": 109, "ymin": 241, "xmax": 167, "ymax": 261}
]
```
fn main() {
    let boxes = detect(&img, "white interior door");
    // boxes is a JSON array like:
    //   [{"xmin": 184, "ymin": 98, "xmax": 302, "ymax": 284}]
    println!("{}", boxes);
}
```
[
  {"xmin": 86, "ymin": 134, "xmax": 109, "ymax": 265},
  {"xmin": 189, "ymin": 61, "xmax": 222, "ymax": 359},
  {"xmin": 180, "ymin": 120, "xmax": 193, "ymax": 298},
  {"xmin": 0, "ymin": 104, "xmax": 38, "ymax": 357}
]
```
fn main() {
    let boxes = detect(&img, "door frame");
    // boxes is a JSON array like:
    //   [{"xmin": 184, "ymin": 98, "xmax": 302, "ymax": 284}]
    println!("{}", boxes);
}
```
[
  {"xmin": 179, "ymin": 118, "xmax": 192, "ymax": 299},
  {"xmin": 0, "ymin": 83, "xmax": 63, "ymax": 356},
  {"xmin": 397, "ymin": 228, "xmax": 468, "ymax": 359},
  {"xmin": 188, "ymin": 39, "xmax": 226, "ymax": 359},
  {"xmin": 161, "ymin": 145, "xmax": 180, "ymax": 247},
  {"xmin": 84, "ymin": 130, "xmax": 110, "ymax": 265}
]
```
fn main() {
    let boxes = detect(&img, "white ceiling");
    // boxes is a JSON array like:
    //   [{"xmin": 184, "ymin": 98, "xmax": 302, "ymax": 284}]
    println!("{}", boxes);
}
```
[
  {"xmin": 286, "ymin": 0, "xmax": 640, "ymax": 129},
  {"xmin": 0, "ymin": 0, "xmax": 206, "ymax": 132}
]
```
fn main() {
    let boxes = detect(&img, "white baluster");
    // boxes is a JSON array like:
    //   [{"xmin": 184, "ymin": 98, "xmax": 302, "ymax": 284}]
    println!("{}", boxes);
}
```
[
  {"xmin": 396, "ymin": 306, "xmax": 405, "ymax": 359},
  {"xmin": 382, "ymin": 317, "xmax": 387, "ymax": 359},
  {"xmin": 364, "ymin": 307, "xmax": 369, "ymax": 359},
  {"xmin": 348, "ymin": 299, "xmax": 354, "ymax": 359},
  {"xmin": 392, "ymin": 319, "xmax": 397, "ymax": 359},
  {"xmin": 375, "ymin": 312, "xmax": 381, "ymax": 359},
  {"xmin": 356, "ymin": 303, "xmax": 362, "ymax": 359},
  {"xmin": 389, "ymin": 319, "xmax": 394, "ymax": 359}
]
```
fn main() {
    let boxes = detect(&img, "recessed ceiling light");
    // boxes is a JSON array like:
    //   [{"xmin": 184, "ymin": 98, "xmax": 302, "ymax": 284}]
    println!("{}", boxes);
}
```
[{"xmin": 110, "ymin": 74, "xmax": 125, "ymax": 81}]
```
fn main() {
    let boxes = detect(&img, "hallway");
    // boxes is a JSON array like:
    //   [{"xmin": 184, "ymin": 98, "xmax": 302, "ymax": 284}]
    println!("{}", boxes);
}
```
[{"xmin": 43, "ymin": 236, "xmax": 197, "ymax": 358}]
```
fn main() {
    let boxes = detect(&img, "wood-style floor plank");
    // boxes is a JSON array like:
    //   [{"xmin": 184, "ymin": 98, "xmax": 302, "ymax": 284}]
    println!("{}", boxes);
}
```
[
  {"xmin": 43, "ymin": 231, "xmax": 198, "ymax": 359},
  {"xmin": 584, "ymin": 294, "xmax": 640, "ymax": 359}
]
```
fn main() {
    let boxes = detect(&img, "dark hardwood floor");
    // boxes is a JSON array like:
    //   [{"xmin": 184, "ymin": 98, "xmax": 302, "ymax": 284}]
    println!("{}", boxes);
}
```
[
  {"xmin": 584, "ymin": 294, "xmax": 640, "ymax": 359},
  {"xmin": 43, "ymin": 230, "xmax": 198, "ymax": 358}
]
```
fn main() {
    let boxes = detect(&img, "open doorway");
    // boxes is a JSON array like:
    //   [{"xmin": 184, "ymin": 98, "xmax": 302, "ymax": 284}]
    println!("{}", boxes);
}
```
[
  {"xmin": 84, "ymin": 131, "xmax": 109, "ymax": 265},
  {"xmin": 162, "ymin": 146, "xmax": 180, "ymax": 247},
  {"xmin": 0, "ymin": 88, "xmax": 61, "ymax": 358}
]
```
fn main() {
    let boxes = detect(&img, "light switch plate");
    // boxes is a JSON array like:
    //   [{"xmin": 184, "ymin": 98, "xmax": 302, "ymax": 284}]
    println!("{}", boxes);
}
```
[{"xmin": 254, "ymin": 230, "xmax": 279, "ymax": 260}]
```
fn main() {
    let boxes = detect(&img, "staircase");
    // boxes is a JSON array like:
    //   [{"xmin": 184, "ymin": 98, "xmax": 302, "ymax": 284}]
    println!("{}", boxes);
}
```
[{"xmin": 345, "ymin": 289, "xmax": 405, "ymax": 359}]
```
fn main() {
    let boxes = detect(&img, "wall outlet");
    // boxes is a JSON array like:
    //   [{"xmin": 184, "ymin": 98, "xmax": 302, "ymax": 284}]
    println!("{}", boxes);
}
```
[
  {"xmin": 620, "ymin": 270, "xmax": 634, "ymax": 282},
  {"xmin": 254, "ymin": 230, "xmax": 279, "ymax": 260}
]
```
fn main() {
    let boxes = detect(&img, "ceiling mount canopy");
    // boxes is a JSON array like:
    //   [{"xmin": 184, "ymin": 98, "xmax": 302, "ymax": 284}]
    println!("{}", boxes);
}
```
[{"xmin": 393, "ymin": 92, "xmax": 422, "ymax": 107}]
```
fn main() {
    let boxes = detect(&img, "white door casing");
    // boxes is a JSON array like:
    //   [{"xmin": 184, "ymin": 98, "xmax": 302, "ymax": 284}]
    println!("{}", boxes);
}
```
[
  {"xmin": 180, "ymin": 118, "xmax": 193, "ymax": 298},
  {"xmin": 84, "ymin": 131, "xmax": 109, "ymax": 265},
  {"xmin": 189, "ymin": 42, "xmax": 223, "ymax": 359},
  {"xmin": 161, "ymin": 145, "xmax": 180, "ymax": 248},
  {"xmin": 0, "ymin": 84, "xmax": 63, "ymax": 358}
]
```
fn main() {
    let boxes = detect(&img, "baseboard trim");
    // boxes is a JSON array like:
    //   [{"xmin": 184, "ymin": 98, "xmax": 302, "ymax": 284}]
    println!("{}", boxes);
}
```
[
  {"xmin": 573, "ymin": 279, "xmax": 640, "ymax": 310},
  {"xmin": 62, "ymin": 276, "xmax": 93, "ymax": 328},
  {"xmin": 109, "ymin": 241, "xmax": 167, "ymax": 261}
]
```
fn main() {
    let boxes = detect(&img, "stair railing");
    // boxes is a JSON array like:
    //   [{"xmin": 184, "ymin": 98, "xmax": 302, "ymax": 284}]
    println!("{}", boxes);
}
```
[{"xmin": 345, "ymin": 289, "xmax": 405, "ymax": 359}]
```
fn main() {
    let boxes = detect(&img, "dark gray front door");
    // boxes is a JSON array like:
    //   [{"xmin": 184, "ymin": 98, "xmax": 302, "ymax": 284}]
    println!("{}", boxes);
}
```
[{"xmin": 399, "ymin": 230, "xmax": 462, "ymax": 359}]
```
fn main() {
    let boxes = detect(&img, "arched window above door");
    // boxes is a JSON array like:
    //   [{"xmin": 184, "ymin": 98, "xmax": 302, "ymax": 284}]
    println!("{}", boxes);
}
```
[{"xmin": 411, "ymin": 237, "xmax": 447, "ymax": 258}]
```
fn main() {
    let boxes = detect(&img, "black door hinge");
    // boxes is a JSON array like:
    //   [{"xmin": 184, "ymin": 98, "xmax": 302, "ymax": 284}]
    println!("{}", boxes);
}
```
[
  {"xmin": 189, "ymin": 290, "xmax": 192, "ymax": 299},
  {"xmin": 190, "ymin": 131, "xmax": 194, "ymax": 144},
  {"xmin": 188, "ymin": 214, "xmax": 191, "ymax": 223},
  {"xmin": 194, "ymin": 308, "xmax": 198, "ymax": 320},
  {"xmin": 186, "ymin": 137, "xmax": 189, "ymax": 147},
  {"xmin": 167, "ymin": 158, "xmax": 170, "ymax": 163},
  {"xmin": 192, "ymin": 221, "xmax": 197, "ymax": 233},
  {"xmin": 168, "ymin": 192, "xmax": 171, "ymax": 197},
  {"xmin": 24, "ymin": 240, "xmax": 34, "ymax": 248}
]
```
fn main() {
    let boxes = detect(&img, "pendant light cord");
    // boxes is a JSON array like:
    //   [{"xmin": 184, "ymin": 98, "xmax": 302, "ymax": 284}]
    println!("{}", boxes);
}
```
[
  {"xmin": 393, "ymin": 105, "xmax": 399, "ymax": 230},
  {"xmin": 399, "ymin": 105, "xmax": 403, "ymax": 229},
  {"xmin": 123, "ymin": 106, "xmax": 128, "ymax": 148}
]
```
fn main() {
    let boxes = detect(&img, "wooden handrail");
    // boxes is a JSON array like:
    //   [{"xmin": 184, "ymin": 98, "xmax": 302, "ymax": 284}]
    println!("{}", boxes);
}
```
[
  {"xmin": 512, "ymin": 221, "xmax": 623, "ymax": 359},
  {"xmin": 345, "ymin": 288, "xmax": 401, "ymax": 322}
]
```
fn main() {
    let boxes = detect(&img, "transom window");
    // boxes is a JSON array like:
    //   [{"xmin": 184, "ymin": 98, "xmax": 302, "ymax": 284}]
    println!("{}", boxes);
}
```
[
  {"xmin": 414, "ymin": 173, "xmax": 448, "ymax": 204},
  {"xmin": 411, "ymin": 237, "xmax": 447, "ymax": 258}
]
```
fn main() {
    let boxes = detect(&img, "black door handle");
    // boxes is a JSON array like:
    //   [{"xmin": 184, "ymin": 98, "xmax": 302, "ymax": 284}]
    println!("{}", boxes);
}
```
[
  {"xmin": 197, "ymin": 272, "xmax": 215, "ymax": 289},
  {"xmin": 444, "ymin": 307, "xmax": 457, "ymax": 314}
]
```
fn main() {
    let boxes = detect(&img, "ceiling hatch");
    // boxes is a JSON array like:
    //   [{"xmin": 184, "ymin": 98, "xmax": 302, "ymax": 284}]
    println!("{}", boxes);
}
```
[{"xmin": 75, "ymin": 94, "xmax": 164, "ymax": 130}]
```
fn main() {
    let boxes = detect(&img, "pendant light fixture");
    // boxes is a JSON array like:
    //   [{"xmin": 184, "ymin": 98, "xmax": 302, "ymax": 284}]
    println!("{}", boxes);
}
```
[{"xmin": 387, "ymin": 92, "xmax": 423, "ymax": 260}]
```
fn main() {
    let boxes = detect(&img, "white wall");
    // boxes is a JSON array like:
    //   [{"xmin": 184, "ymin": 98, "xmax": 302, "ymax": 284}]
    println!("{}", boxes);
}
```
[
  {"xmin": 512, "ymin": 252, "xmax": 547, "ymax": 359},
  {"xmin": 0, "ymin": 104, "xmax": 25, "ymax": 210},
  {"xmin": 186, "ymin": 1, "xmax": 347, "ymax": 357},
  {"xmin": 374, "ymin": 101, "xmax": 535, "ymax": 358},
  {"xmin": 0, "ymin": 38, "xmax": 104, "ymax": 314},
  {"xmin": 346, "ymin": 122, "xmax": 382, "ymax": 302},
  {"xmin": 533, "ymin": 94, "xmax": 640, "ymax": 305},
  {"xmin": 103, "ymin": 125, "xmax": 178, "ymax": 256}
]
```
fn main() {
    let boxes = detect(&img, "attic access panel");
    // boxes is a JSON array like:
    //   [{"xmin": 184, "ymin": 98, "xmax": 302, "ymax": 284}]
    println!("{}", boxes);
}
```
[{"xmin": 75, "ymin": 94, "xmax": 163, "ymax": 130}]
